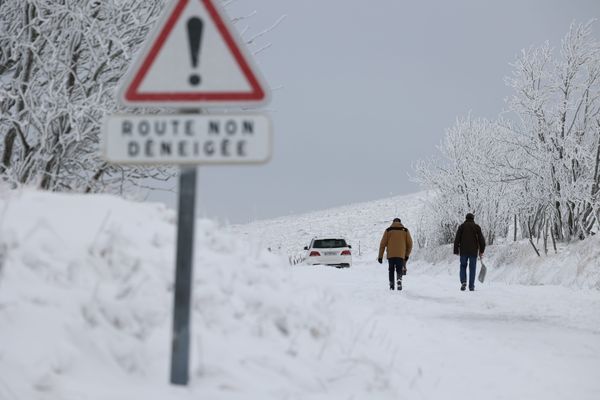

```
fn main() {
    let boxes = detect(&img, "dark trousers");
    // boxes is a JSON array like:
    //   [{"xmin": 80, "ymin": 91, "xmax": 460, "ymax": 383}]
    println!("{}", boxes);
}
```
[
  {"xmin": 460, "ymin": 255, "xmax": 477, "ymax": 289},
  {"xmin": 388, "ymin": 258, "xmax": 405, "ymax": 284}
]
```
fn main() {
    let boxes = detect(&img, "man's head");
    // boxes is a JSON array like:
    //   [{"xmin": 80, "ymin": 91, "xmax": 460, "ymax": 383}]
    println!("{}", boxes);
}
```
[
  {"xmin": 393, "ymin": 218, "xmax": 401, "ymax": 223},
  {"xmin": 466, "ymin": 213, "xmax": 475, "ymax": 221}
]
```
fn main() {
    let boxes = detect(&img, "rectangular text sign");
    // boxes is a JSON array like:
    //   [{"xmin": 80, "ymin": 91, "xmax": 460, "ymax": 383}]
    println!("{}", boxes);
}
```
[{"xmin": 103, "ymin": 114, "xmax": 271, "ymax": 165}]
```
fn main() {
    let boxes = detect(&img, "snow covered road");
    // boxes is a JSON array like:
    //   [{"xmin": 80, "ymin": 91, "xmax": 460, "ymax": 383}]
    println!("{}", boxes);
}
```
[{"xmin": 290, "ymin": 261, "xmax": 600, "ymax": 400}]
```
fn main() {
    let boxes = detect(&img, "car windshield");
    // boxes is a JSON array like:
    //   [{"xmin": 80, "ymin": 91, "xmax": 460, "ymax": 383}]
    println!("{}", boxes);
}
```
[{"xmin": 312, "ymin": 239, "xmax": 347, "ymax": 249}]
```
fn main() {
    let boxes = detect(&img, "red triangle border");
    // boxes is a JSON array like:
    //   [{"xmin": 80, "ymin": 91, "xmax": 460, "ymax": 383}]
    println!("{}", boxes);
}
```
[{"xmin": 123, "ymin": 0, "xmax": 267, "ymax": 103}]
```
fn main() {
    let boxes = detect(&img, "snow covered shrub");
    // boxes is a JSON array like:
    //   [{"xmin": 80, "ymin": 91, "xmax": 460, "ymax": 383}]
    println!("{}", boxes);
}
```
[
  {"xmin": 413, "ymin": 193, "xmax": 457, "ymax": 246},
  {"xmin": 288, "ymin": 250, "xmax": 306, "ymax": 265}
]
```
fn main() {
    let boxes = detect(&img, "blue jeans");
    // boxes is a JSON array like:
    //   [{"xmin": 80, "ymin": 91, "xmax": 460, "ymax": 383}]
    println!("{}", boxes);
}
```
[{"xmin": 460, "ymin": 255, "xmax": 477, "ymax": 289}]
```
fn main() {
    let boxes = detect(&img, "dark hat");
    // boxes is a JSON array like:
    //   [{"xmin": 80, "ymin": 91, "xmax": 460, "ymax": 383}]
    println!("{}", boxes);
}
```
[
  {"xmin": 393, "ymin": 218, "xmax": 401, "ymax": 223},
  {"xmin": 466, "ymin": 213, "xmax": 475, "ymax": 220}
]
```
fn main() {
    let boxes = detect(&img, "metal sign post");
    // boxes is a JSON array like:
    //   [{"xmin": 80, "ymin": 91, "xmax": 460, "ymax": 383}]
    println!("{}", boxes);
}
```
[
  {"xmin": 170, "ymin": 166, "xmax": 197, "ymax": 385},
  {"xmin": 105, "ymin": 0, "xmax": 272, "ymax": 387}
]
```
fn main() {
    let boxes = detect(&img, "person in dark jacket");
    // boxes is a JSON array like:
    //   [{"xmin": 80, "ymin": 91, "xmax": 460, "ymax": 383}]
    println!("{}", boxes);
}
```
[
  {"xmin": 453, "ymin": 213, "xmax": 486, "ymax": 291},
  {"xmin": 378, "ymin": 218, "xmax": 413, "ymax": 291}
]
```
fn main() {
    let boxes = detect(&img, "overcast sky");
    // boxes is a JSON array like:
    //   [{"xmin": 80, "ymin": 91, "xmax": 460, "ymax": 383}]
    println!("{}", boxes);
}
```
[{"xmin": 146, "ymin": 0, "xmax": 600, "ymax": 223}]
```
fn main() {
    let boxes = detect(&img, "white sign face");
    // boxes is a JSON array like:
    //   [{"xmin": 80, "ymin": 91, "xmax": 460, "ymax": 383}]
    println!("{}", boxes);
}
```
[
  {"xmin": 103, "ymin": 114, "xmax": 272, "ymax": 165},
  {"xmin": 118, "ymin": 0, "xmax": 270, "ymax": 108}
]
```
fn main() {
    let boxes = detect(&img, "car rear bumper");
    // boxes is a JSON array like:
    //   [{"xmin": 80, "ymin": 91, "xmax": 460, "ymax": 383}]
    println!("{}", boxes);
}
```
[{"xmin": 307, "ymin": 255, "xmax": 352, "ymax": 266}]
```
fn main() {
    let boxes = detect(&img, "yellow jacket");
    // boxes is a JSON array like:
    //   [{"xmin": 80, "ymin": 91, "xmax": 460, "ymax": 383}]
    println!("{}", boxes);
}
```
[{"xmin": 378, "ymin": 222, "xmax": 413, "ymax": 259}]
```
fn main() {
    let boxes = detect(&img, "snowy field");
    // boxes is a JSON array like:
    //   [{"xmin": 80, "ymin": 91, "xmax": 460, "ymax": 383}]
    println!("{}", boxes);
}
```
[{"xmin": 1, "ymin": 188, "xmax": 599, "ymax": 399}]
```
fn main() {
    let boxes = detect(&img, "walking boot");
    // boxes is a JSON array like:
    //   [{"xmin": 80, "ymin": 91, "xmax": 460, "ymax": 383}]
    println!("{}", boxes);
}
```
[
  {"xmin": 461, "ymin": 283, "xmax": 467, "ymax": 291},
  {"xmin": 397, "ymin": 279, "xmax": 402, "ymax": 291}
]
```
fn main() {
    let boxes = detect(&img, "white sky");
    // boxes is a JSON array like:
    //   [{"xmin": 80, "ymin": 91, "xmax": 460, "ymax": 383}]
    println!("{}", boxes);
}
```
[{"xmin": 145, "ymin": 0, "xmax": 600, "ymax": 223}]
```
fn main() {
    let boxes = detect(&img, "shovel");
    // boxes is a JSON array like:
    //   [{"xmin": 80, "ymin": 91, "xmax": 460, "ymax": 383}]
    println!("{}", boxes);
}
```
[{"xmin": 478, "ymin": 256, "xmax": 487, "ymax": 283}]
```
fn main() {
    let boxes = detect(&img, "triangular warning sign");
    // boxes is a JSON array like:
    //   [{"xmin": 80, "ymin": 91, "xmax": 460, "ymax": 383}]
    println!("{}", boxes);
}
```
[{"xmin": 118, "ymin": 0, "xmax": 270, "ymax": 108}]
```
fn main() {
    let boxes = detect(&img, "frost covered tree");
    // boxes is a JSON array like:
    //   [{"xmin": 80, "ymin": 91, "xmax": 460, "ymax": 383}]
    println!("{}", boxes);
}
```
[
  {"xmin": 0, "ymin": 0, "xmax": 172, "ymax": 192},
  {"xmin": 414, "ymin": 116, "xmax": 511, "ymax": 246},
  {"xmin": 0, "ymin": 0, "xmax": 281, "ymax": 194},
  {"xmin": 415, "ymin": 21, "xmax": 600, "ymax": 251},
  {"xmin": 505, "ymin": 21, "xmax": 600, "ymax": 242}
]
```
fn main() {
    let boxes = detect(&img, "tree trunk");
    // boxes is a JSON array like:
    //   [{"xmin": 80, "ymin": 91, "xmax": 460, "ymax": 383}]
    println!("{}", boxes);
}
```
[
  {"xmin": 528, "ymin": 219, "xmax": 541, "ymax": 257},
  {"xmin": 543, "ymin": 220, "xmax": 549, "ymax": 255},
  {"xmin": 2, "ymin": 3, "xmax": 36, "ymax": 179},
  {"xmin": 1, "ymin": 128, "xmax": 17, "ymax": 173},
  {"xmin": 85, "ymin": 166, "xmax": 107, "ymax": 193}
]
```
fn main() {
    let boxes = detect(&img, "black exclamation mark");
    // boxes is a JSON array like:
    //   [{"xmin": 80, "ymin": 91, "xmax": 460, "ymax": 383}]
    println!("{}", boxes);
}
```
[{"xmin": 187, "ymin": 17, "xmax": 204, "ymax": 86}]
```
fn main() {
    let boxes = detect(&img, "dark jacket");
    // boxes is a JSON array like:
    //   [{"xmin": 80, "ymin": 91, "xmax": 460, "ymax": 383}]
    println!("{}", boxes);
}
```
[
  {"xmin": 453, "ymin": 219, "xmax": 486, "ymax": 256},
  {"xmin": 379, "ymin": 222, "xmax": 413, "ymax": 259}
]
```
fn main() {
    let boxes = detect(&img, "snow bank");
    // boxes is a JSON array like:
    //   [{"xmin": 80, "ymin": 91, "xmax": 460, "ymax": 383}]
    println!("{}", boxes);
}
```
[
  {"xmin": 0, "ymin": 187, "xmax": 403, "ymax": 399},
  {"xmin": 410, "ymin": 238, "xmax": 600, "ymax": 290}
]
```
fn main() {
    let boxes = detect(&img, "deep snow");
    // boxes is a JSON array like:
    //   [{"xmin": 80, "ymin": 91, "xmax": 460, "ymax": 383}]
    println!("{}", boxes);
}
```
[{"xmin": 1, "ymin": 187, "xmax": 599, "ymax": 399}]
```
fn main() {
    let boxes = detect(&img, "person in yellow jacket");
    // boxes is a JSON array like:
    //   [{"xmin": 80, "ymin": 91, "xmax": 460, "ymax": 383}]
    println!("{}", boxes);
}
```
[{"xmin": 378, "ymin": 218, "xmax": 413, "ymax": 290}]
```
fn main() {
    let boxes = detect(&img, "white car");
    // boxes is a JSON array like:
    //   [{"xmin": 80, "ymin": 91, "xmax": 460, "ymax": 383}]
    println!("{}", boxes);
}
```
[{"xmin": 304, "ymin": 237, "xmax": 352, "ymax": 268}]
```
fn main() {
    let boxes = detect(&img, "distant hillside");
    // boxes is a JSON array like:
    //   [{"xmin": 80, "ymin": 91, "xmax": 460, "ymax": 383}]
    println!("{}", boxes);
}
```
[{"xmin": 228, "ymin": 192, "xmax": 427, "ymax": 258}]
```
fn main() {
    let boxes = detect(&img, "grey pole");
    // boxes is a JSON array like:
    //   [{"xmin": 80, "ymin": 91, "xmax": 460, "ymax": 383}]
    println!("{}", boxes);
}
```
[{"xmin": 170, "ymin": 166, "xmax": 197, "ymax": 385}]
